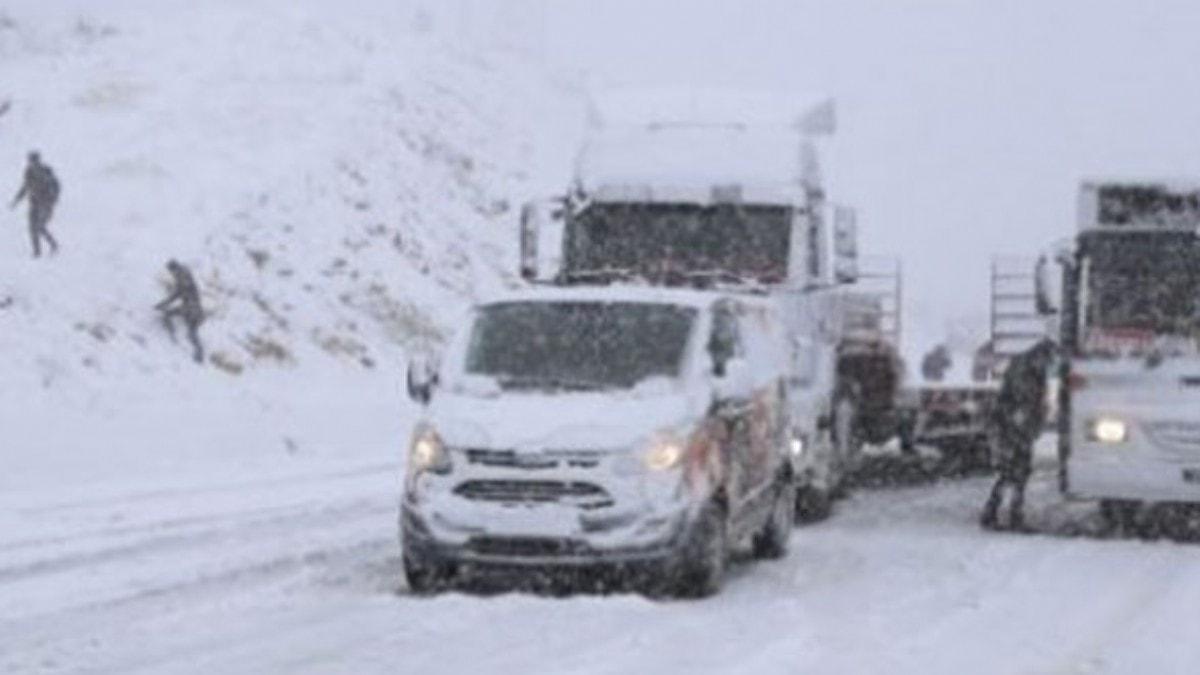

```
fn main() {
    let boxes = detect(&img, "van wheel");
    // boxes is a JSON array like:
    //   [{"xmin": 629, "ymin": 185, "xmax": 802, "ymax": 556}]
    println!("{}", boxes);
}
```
[
  {"xmin": 754, "ymin": 477, "xmax": 795, "ymax": 559},
  {"xmin": 795, "ymin": 484, "xmax": 833, "ymax": 523},
  {"xmin": 403, "ymin": 550, "xmax": 451, "ymax": 594},
  {"xmin": 671, "ymin": 501, "xmax": 728, "ymax": 598}
]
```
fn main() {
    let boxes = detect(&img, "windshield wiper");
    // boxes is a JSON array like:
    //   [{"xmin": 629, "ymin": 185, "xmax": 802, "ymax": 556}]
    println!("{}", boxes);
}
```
[
  {"xmin": 497, "ymin": 375, "xmax": 613, "ymax": 392},
  {"xmin": 561, "ymin": 268, "xmax": 641, "ymax": 285}
]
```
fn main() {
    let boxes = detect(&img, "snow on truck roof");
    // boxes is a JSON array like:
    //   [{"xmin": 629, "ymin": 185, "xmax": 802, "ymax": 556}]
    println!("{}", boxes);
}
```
[
  {"xmin": 586, "ymin": 87, "xmax": 836, "ymax": 134},
  {"xmin": 1077, "ymin": 179, "xmax": 1200, "ymax": 231},
  {"xmin": 577, "ymin": 127, "xmax": 818, "ymax": 205},
  {"xmin": 575, "ymin": 88, "xmax": 836, "ymax": 205}
]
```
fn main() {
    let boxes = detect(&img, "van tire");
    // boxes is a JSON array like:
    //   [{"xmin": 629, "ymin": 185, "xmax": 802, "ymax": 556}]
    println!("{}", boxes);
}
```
[
  {"xmin": 795, "ymin": 484, "xmax": 833, "ymax": 523},
  {"xmin": 671, "ymin": 501, "xmax": 728, "ymax": 598},
  {"xmin": 403, "ymin": 549, "xmax": 450, "ymax": 594}
]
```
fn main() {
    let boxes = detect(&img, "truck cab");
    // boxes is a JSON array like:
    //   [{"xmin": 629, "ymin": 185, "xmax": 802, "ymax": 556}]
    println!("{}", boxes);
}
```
[
  {"xmin": 1040, "ymin": 181, "xmax": 1200, "ymax": 519},
  {"xmin": 517, "ymin": 91, "xmax": 866, "ymax": 511}
]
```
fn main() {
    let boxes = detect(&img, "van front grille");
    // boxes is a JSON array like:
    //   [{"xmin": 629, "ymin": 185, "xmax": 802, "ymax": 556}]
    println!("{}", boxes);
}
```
[{"xmin": 454, "ymin": 479, "xmax": 613, "ymax": 508}]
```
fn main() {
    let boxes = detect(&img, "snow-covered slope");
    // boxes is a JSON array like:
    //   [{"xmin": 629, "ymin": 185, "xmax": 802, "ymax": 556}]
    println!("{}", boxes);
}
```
[{"xmin": 0, "ymin": 1, "xmax": 583, "ymax": 486}]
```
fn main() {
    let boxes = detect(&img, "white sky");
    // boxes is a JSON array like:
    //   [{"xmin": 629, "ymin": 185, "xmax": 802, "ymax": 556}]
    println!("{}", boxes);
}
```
[{"xmin": 535, "ymin": 0, "xmax": 1200, "ymax": 350}]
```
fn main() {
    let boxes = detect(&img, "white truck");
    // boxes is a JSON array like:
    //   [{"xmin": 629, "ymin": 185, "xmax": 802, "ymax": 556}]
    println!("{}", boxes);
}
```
[
  {"xmin": 518, "ymin": 89, "xmax": 865, "ymax": 517},
  {"xmin": 1036, "ymin": 180, "xmax": 1200, "ymax": 527}
]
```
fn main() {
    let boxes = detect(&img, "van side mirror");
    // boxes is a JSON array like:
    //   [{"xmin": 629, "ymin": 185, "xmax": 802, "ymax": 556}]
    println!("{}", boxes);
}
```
[
  {"xmin": 712, "ymin": 357, "xmax": 753, "ymax": 403},
  {"xmin": 519, "ymin": 198, "xmax": 566, "ymax": 282},
  {"xmin": 406, "ymin": 356, "xmax": 439, "ymax": 405}
]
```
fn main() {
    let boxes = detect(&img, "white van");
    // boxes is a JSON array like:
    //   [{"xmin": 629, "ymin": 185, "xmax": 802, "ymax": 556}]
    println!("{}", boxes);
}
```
[{"xmin": 400, "ymin": 286, "xmax": 797, "ymax": 597}]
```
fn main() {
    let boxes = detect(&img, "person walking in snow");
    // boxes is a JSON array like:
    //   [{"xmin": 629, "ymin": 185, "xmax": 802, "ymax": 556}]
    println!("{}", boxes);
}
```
[
  {"xmin": 9, "ymin": 151, "xmax": 61, "ymax": 258},
  {"xmin": 155, "ymin": 259, "xmax": 205, "ymax": 364},
  {"xmin": 980, "ymin": 338, "xmax": 1057, "ymax": 531}
]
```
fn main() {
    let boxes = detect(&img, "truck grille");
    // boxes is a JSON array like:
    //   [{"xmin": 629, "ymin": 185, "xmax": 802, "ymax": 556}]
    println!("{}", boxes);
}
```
[
  {"xmin": 454, "ymin": 480, "xmax": 613, "ymax": 508},
  {"xmin": 1147, "ymin": 421, "xmax": 1200, "ymax": 454}
]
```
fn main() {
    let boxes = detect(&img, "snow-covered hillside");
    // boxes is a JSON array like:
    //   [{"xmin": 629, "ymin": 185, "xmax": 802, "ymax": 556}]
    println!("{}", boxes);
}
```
[{"xmin": 0, "ymin": 1, "xmax": 582, "ymax": 486}]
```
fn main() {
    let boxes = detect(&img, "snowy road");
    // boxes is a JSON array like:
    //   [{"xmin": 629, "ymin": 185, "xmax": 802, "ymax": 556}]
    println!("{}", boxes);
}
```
[{"xmin": 5, "ymin": 452, "xmax": 1200, "ymax": 675}]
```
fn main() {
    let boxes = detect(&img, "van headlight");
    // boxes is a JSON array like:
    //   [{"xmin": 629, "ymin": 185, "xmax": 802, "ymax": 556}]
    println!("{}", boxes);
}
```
[
  {"xmin": 1088, "ymin": 417, "xmax": 1128, "ymax": 444},
  {"xmin": 409, "ymin": 426, "xmax": 451, "ymax": 475},
  {"xmin": 643, "ymin": 434, "xmax": 686, "ymax": 471},
  {"xmin": 789, "ymin": 434, "xmax": 806, "ymax": 457}
]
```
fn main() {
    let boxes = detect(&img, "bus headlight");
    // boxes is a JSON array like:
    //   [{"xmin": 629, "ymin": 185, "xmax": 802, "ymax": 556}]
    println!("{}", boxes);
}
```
[{"xmin": 1088, "ymin": 417, "xmax": 1128, "ymax": 444}]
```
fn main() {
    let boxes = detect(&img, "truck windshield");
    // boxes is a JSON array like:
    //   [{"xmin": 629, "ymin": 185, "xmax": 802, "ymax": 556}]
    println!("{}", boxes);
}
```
[
  {"xmin": 465, "ymin": 302, "xmax": 697, "ymax": 391},
  {"xmin": 566, "ymin": 202, "xmax": 791, "ymax": 284},
  {"xmin": 1084, "ymin": 231, "xmax": 1200, "ymax": 339}
]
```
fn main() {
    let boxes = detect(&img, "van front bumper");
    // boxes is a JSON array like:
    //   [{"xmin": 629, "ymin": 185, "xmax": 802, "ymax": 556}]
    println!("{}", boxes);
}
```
[{"xmin": 400, "ymin": 497, "xmax": 697, "ymax": 568}]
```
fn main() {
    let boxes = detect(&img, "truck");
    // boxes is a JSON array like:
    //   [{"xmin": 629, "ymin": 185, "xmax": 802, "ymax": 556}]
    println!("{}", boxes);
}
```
[
  {"xmin": 517, "ymin": 89, "xmax": 866, "ymax": 516},
  {"xmin": 836, "ymin": 256, "xmax": 905, "ymax": 451},
  {"xmin": 1035, "ymin": 180, "xmax": 1200, "ymax": 528},
  {"xmin": 891, "ymin": 257, "xmax": 1047, "ymax": 470}
]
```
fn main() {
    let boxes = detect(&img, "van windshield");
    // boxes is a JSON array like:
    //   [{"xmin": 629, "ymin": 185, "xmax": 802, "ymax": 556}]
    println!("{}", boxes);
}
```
[{"xmin": 465, "ymin": 302, "xmax": 697, "ymax": 391}]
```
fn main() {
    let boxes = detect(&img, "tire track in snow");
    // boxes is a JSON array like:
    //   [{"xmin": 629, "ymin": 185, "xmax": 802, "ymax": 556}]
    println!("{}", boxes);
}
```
[
  {"xmin": 0, "ymin": 498, "xmax": 392, "ymax": 584},
  {"xmin": 10, "ymin": 462, "xmax": 396, "ymax": 516}
]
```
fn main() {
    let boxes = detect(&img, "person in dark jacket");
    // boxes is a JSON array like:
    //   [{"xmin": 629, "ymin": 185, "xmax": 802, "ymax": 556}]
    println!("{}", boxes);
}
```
[
  {"xmin": 980, "ymin": 338, "xmax": 1057, "ymax": 531},
  {"xmin": 920, "ymin": 343, "xmax": 953, "ymax": 382},
  {"xmin": 156, "ymin": 260, "xmax": 205, "ymax": 363},
  {"xmin": 10, "ymin": 151, "xmax": 61, "ymax": 258}
]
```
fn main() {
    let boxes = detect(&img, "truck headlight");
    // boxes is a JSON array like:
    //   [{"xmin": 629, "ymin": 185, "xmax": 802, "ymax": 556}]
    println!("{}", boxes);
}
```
[
  {"xmin": 409, "ymin": 426, "xmax": 451, "ymax": 475},
  {"xmin": 643, "ymin": 435, "xmax": 685, "ymax": 471},
  {"xmin": 1088, "ymin": 417, "xmax": 1128, "ymax": 444}
]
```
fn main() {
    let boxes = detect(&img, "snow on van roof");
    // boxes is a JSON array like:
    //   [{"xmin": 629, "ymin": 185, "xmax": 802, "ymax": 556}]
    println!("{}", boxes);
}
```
[{"xmin": 478, "ymin": 284, "xmax": 760, "ymax": 311}]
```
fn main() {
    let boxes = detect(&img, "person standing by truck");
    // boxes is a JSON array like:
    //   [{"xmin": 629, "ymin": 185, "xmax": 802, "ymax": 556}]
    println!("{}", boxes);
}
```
[{"xmin": 980, "ymin": 338, "xmax": 1057, "ymax": 531}]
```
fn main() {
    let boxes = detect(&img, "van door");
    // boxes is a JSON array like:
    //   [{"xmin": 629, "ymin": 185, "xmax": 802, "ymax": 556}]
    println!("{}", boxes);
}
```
[
  {"xmin": 708, "ymin": 303, "xmax": 754, "ymax": 519},
  {"xmin": 739, "ymin": 305, "xmax": 785, "ymax": 500}
]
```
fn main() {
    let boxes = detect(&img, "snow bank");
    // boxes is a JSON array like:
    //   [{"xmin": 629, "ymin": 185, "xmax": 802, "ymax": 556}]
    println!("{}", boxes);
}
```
[{"xmin": 0, "ymin": 0, "xmax": 580, "ymax": 488}]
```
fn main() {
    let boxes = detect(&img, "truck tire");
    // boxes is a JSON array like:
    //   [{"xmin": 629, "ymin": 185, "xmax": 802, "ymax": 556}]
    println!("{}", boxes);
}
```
[
  {"xmin": 671, "ymin": 501, "xmax": 728, "ymax": 599},
  {"xmin": 832, "ymin": 395, "xmax": 862, "ymax": 475},
  {"xmin": 897, "ymin": 414, "xmax": 917, "ymax": 455},
  {"xmin": 753, "ymin": 476, "xmax": 795, "ymax": 559},
  {"xmin": 1100, "ymin": 499, "xmax": 1141, "ymax": 534}
]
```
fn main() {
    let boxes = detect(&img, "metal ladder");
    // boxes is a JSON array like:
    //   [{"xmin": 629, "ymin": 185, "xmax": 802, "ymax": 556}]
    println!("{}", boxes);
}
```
[
  {"xmin": 848, "ymin": 255, "xmax": 903, "ymax": 347},
  {"xmin": 989, "ymin": 256, "xmax": 1046, "ymax": 376}
]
